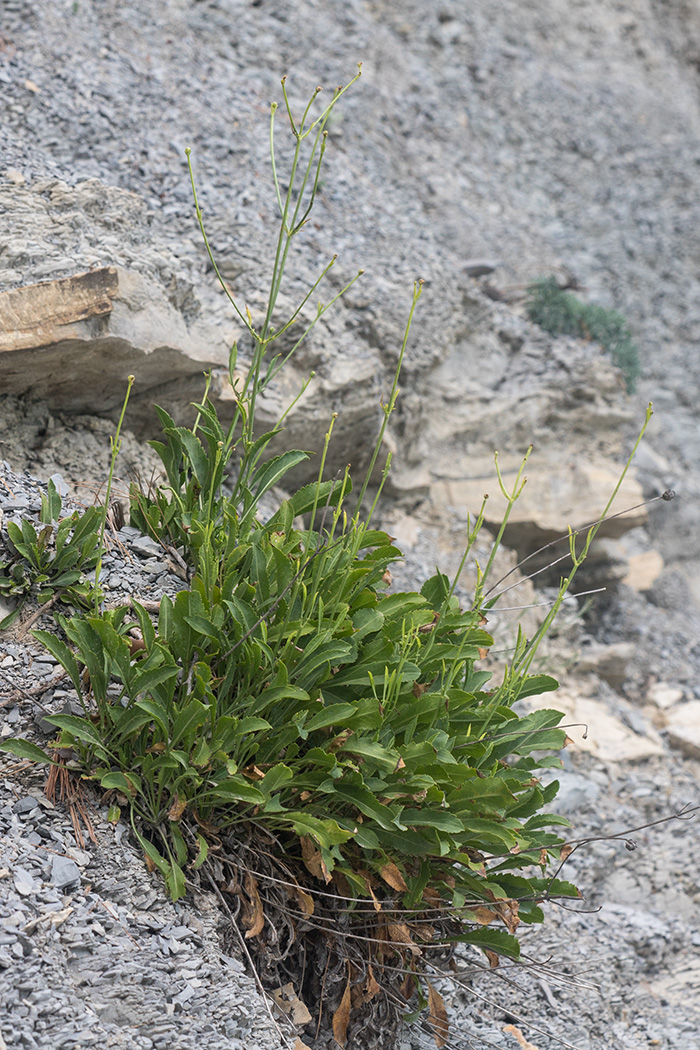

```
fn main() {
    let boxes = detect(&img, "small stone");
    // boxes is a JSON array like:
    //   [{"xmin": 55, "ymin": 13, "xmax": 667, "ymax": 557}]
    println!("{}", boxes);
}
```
[
  {"xmin": 13, "ymin": 867, "xmax": 36, "ymax": 896},
  {"xmin": 50, "ymin": 855, "xmax": 81, "ymax": 890},
  {"xmin": 666, "ymin": 701, "xmax": 700, "ymax": 760},
  {"xmin": 647, "ymin": 683, "xmax": 684, "ymax": 710},
  {"xmin": 12, "ymin": 797, "xmax": 40, "ymax": 816}
]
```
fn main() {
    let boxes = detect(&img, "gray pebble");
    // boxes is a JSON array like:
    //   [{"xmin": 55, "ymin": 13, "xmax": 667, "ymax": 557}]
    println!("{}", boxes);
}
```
[
  {"xmin": 12, "ymin": 797, "xmax": 39, "ymax": 816},
  {"xmin": 50, "ymin": 855, "xmax": 81, "ymax": 890}
]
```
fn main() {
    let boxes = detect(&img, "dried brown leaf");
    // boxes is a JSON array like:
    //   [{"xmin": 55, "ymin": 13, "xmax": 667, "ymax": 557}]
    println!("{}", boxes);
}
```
[
  {"xmin": 300, "ymin": 835, "xmax": 331, "ymax": 884},
  {"xmin": 242, "ymin": 765, "xmax": 265, "ymax": 780},
  {"xmin": 503, "ymin": 1023, "xmax": 540, "ymax": 1050},
  {"xmin": 559, "ymin": 842, "xmax": 574, "ymax": 862},
  {"xmin": 293, "ymin": 886, "xmax": 315, "ymax": 917},
  {"xmin": 167, "ymin": 794, "xmax": 187, "ymax": 821},
  {"xmin": 386, "ymin": 922, "xmax": 421, "ymax": 956},
  {"xmin": 332, "ymin": 977, "xmax": 352, "ymax": 1048},
  {"xmin": 364, "ymin": 965, "xmax": 381, "ymax": 1003},
  {"xmin": 469, "ymin": 906, "xmax": 498, "ymax": 926},
  {"xmin": 485, "ymin": 949, "xmax": 500, "ymax": 969},
  {"xmin": 495, "ymin": 899, "xmax": 520, "ymax": 936},
  {"xmin": 270, "ymin": 984, "xmax": 312, "ymax": 1026},
  {"xmin": 427, "ymin": 981, "xmax": 449, "ymax": 1048},
  {"xmin": 356, "ymin": 867, "xmax": 382, "ymax": 911},
  {"xmin": 294, "ymin": 1039, "xmax": 314, "ymax": 1050},
  {"xmin": 329, "ymin": 729, "xmax": 354, "ymax": 752},
  {"xmin": 422, "ymin": 886, "xmax": 442, "ymax": 907},
  {"xmin": 400, "ymin": 971, "xmax": 415, "ymax": 999},
  {"xmin": 243, "ymin": 874, "xmax": 265, "ymax": 939},
  {"xmin": 379, "ymin": 860, "xmax": 408, "ymax": 893}
]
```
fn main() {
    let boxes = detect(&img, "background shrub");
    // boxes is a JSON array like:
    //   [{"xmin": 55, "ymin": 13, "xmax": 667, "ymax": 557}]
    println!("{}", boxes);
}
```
[{"xmin": 526, "ymin": 276, "xmax": 641, "ymax": 391}]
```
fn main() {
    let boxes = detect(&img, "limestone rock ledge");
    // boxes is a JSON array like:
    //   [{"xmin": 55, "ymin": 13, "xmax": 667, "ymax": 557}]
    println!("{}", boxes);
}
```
[{"xmin": 0, "ymin": 266, "xmax": 233, "ymax": 433}]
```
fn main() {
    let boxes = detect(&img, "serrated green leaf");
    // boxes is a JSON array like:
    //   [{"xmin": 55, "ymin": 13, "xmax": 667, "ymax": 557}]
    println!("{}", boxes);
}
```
[
  {"xmin": 32, "ymin": 629, "xmax": 83, "ymax": 696},
  {"xmin": 0, "ymin": 738, "xmax": 53, "ymax": 763},
  {"xmin": 205, "ymin": 777, "xmax": 266, "ymax": 805},
  {"xmin": 43, "ymin": 714, "xmax": 107, "ymax": 749},
  {"xmin": 451, "ymin": 926, "xmax": 520, "ymax": 958}
]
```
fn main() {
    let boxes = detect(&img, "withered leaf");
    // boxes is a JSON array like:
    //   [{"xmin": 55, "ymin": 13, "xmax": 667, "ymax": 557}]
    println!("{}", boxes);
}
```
[
  {"xmin": 332, "ymin": 977, "xmax": 352, "ymax": 1048},
  {"xmin": 400, "ymin": 971, "xmax": 415, "ymax": 999},
  {"xmin": 167, "ymin": 794, "xmax": 187, "ymax": 821},
  {"xmin": 495, "ymin": 899, "xmax": 520, "ymax": 936},
  {"xmin": 477, "ymin": 647, "xmax": 490, "ymax": 660},
  {"xmin": 485, "ymin": 949, "xmax": 500, "ymax": 969},
  {"xmin": 469, "ymin": 906, "xmax": 498, "ymax": 926},
  {"xmin": 329, "ymin": 729, "xmax": 353, "ymax": 752},
  {"xmin": 293, "ymin": 886, "xmax": 315, "ymax": 917},
  {"xmin": 270, "ymin": 983, "xmax": 312, "ymax": 1026},
  {"xmin": 427, "ymin": 981, "xmax": 449, "ymax": 1048},
  {"xmin": 379, "ymin": 860, "xmax": 408, "ymax": 893},
  {"xmin": 364, "ymin": 965, "xmax": 381, "ymax": 1003},
  {"xmin": 559, "ymin": 842, "xmax": 574, "ymax": 862},
  {"xmin": 293, "ymin": 1039, "xmax": 314, "ymax": 1050},
  {"xmin": 243, "ymin": 874, "xmax": 265, "ymax": 939},
  {"xmin": 502, "ymin": 1023, "xmax": 539, "ymax": 1050},
  {"xmin": 300, "ymin": 835, "xmax": 331, "ymax": 884},
  {"xmin": 412, "ymin": 681, "xmax": 429, "ymax": 698},
  {"xmin": 386, "ymin": 922, "xmax": 421, "ymax": 956}
]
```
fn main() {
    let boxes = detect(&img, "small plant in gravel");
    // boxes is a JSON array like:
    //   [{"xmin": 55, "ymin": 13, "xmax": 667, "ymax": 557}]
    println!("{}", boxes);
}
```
[
  {"xmin": 0, "ymin": 479, "xmax": 103, "ymax": 629},
  {"xmin": 1, "ymin": 71, "xmax": 654, "ymax": 1047},
  {"xmin": 0, "ymin": 381, "xmax": 133, "ymax": 630},
  {"xmin": 526, "ymin": 275, "xmax": 641, "ymax": 392}
]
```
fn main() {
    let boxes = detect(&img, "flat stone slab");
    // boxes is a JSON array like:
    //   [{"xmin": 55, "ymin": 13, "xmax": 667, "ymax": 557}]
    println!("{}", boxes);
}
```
[{"xmin": 0, "ymin": 268, "xmax": 118, "ymax": 352}]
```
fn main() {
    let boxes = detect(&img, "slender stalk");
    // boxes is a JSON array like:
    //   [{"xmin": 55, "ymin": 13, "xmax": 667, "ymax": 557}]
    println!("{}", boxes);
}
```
[
  {"xmin": 94, "ymin": 375, "xmax": 134, "ymax": 612},
  {"xmin": 353, "ymin": 279, "xmax": 423, "ymax": 519}
]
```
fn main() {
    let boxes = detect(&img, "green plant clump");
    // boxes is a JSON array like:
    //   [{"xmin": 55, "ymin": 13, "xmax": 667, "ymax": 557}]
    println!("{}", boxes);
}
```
[
  {"xmin": 526, "ymin": 276, "xmax": 641, "ymax": 392},
  {"xmin": 0, "ymin": 480, "xmax": 103, "ymax": 627},
  {"xmin": 1, "ymin": 71, "xmax": 653, "ymax": 1044}
]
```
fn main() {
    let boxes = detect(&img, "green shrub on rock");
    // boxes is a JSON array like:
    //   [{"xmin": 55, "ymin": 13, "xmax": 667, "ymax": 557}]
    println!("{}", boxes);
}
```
[{"xmin": 526, "ymin": 275, "xmax": 641, "ymax": 392}]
